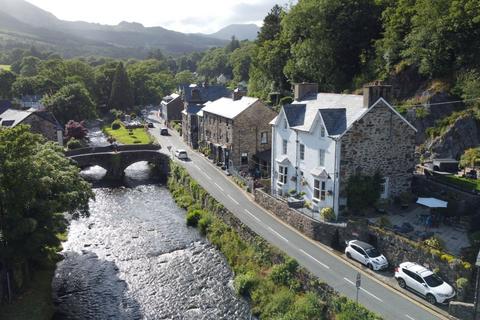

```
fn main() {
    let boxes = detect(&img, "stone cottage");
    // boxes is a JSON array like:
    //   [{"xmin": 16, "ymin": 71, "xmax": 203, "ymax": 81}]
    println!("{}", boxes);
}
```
[
  {"xmin": 160, "ymin": 93, "xmax": 183, "ymax": 123},
  {"xmin": 270, "ymin": 82, "xmax": 417, "ymax": 217},
  {"xmin": 0, "ymin": 108, "xmax": 63, "ymax": 144},
  {"xmin": 201, "ymin": 96, "xmax": 277, "ymax": 175},
  {"xmin": 180, "ymin": 84, "xmax": 231, "ymax": 149}
]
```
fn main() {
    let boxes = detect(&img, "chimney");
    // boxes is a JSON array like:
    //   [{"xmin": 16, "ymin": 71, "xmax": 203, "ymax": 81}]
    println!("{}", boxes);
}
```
[
  {"xmin": 232, "ymin": 87, "xmax": 246, "ymax": 101},
  {"xmin": 294, "ymin": 83, "xmax": 318, "ymax": 101},
  {"xmin": 363, "ymin": 81, "xmax": 392, "ymax": 108}
]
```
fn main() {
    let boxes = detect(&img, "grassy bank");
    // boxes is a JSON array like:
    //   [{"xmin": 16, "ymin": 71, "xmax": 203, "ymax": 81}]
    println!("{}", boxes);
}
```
[
  {"xmin": 0, "ymin": 265, "xmax": 55, "ymax": 320},
  {"xmin": 103, "ymin": 122, "xmax": 154, "ymax": 145},
  {"xmin": 439, "ymin": 174, "xmax": 480, "ymax": 192},
  {"xmin": 168, "ymin": 162, "xmax": 382, "ymax": 319}
]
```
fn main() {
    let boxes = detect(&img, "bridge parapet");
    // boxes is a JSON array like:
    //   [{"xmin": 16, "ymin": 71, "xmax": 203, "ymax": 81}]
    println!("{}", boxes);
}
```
[{"xmin": 65, "ymin": 144, "xmax": 161, "ymax": 157}]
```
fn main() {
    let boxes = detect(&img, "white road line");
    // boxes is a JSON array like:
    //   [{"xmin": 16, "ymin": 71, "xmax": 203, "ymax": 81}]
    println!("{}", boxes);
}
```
[
  {"xmin": 405, "ymin": 315, "xmax": 416, "ymax": 320},
  {"xmin": 344, "ymin": 277, "xmax": 383, "ymax": 302},
  {"xmin": 245, "ymin": 209, "xmax": 261, "ymax": 222},
  {"xmin": 194, "ymin": 164, "xmax": 201, "ymax": 170},
  {"xmin": 299, "ymin": 249, "xmax": 330, "ymax": 269},
  {"xmin": 268, "ymin": 226, "xmax": 289, "ymax": 242},
  {"xmin": 202, "ymin": 172, "xmax": 212, "ymax": 180},
  {"xmin": 214, "ymin": 183, "xmax": 224, "ymax": 192},
  {"xmin": 227, "ymin": 194, "xmax": 239, "ymax": 205}
]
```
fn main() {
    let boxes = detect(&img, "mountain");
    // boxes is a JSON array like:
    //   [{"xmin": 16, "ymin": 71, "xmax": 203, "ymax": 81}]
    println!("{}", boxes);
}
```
[
  {"xmin": 0, "ymin": 0, "xmax": 227, "ymax": 57},
  {"xmin": 208, "ymin": 24, "xmax": 260, "ymax": 41}
]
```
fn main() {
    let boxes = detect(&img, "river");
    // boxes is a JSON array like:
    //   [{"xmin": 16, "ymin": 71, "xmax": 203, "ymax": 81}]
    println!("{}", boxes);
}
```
[{"xmin": 52, "ymin": 129, "xmax": 252, "ymax": 319}]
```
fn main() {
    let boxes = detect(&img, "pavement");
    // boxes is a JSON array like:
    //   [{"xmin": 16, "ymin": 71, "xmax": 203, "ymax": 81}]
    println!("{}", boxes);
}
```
[{"xmin": 147, "ymin": 110, "xmax": 452, "ymax": 320}]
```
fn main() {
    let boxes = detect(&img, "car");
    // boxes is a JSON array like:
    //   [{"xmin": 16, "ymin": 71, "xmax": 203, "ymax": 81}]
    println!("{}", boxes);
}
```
[
  {"xmin": 174, "ymin": 149, "xmax": 188, "ymax": 160},
  {"xmin": 395, "ymin": 262, "xmax": 455, "ymax": 305},
  {"xmin": 147, "ymin": 122, "xmax": 154, "ymax": 128},
  {"xmin": 466, "ymin": 169, "xmax": 477, "ymax": 179},
  {"xmin": 345, "ymin": 240, "xmax": 388, "ymax": 271},
  {"xmin": 160, "ymin": 128, "xmax": 169, "ymax": 136}
]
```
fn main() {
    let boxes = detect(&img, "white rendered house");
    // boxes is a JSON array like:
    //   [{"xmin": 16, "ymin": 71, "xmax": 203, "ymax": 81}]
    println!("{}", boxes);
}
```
[{"xmin": 271, "ymin": 83, "xmax": 416, "ymax": 218}]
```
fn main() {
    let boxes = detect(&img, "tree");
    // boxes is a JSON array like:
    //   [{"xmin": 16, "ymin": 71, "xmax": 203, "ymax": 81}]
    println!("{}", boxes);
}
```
[
  {"xmin": 94, "ymin": 61, "xmax": 118, "ymax": 107},
  {"xmin": 0, "ymin": 125, "xmax": 93, "ymax": 293},
  {"xmin": 175, "ymin": 70, "xmax": 197, "ymax": 86},
  {"xmin": 229, "ymin": 42, "xmax": 255, "ymax": 83},
  {"xmin": 225, "ymin": 36, "xmax": 241, "ymax": 53},
  {"xmin": 460, "ymin": 148, "xmax": 480, "ymax": 172},
  {"xmin": 197, "ymin": 48, "xmax": 231, "ymax": 80},
  {"xmin": 43, "ymin": 83, "xmax": 96, "ymax": 124},
  {"xmin": 19, "ymin": 56, "xmax": 41, "ymax": 77},
  {"xmin": 64, "ymin": 120, "xmax": 88, "ymax": 141},
  {"xmin": 108, "ymin": 62, "xmax": 134, "ymax": 111},
  {"xmin": 0, "ymin": 70, "xmax": 16, "ymax": 99},
  {"xmin": 257, "ymin": 5, "xmax": 285, "ymax": 44}
]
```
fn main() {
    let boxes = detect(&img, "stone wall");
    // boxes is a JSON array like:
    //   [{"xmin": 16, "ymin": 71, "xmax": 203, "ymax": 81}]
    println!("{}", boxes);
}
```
[
  {"xmin": 449, "ymin": 301, "xmax": 478, "ymax": 320},
  {"xmin": 339, "ymin": 100, "xmax": 416, "ymax": 199}
]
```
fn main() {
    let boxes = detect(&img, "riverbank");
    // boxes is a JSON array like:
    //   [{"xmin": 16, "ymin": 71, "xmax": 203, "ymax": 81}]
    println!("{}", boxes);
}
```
[{"xmin": 168, "ymin": 161, "xmax": 382, "ymax": 319}]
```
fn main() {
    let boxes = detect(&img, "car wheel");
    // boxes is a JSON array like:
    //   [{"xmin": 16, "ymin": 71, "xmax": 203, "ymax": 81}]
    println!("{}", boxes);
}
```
[
  {"xmin": 346, "ymin": 252, "xmax": 351, "ymax": 259},
  {"xmin": 426, "ymin": 294, "xmax": 436, "ymax": 305},
  {"xmin": 368, "ymin": 263, "xmax": 374, "ymax": 270},
  {"xmin": 397, "ymin": 278, "xmax": 406, "ymax": 289}
]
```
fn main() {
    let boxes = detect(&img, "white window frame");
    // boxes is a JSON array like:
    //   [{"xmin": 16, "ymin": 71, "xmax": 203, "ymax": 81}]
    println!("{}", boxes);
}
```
[
  {"xmin": 380, "ymin": 177, "xmax": 389, "ymax": 199},
  {"xmin": 319, "ymin": 149, "xmax": 325, "ymax": 166},
  {"xmin": 278, "ymin": 166, "xmax": 288, "ymax": 184},
  {"xmin": 313, "ymin": 179, "xmax": 326, "ymax": 201},
  {"xmin": 299, "ymin": 144, "xmax": 305, "ymax": 160},
  {"xmin": 261, "ymin": 132, "xmax": 268, "ymax": 144},
  {"xmin": 282, "ymin": 139, "xmax": 288, "ymax": 155},
  {"xmin": 241, "ymin": 152, "xmax": 248, "ymax": 165}
]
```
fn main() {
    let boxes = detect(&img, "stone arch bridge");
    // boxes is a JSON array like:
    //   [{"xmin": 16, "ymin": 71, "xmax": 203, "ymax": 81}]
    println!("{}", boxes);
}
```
[{"xmin": 66, "ymin": 144, "xmax": 170, "ymax": 181}]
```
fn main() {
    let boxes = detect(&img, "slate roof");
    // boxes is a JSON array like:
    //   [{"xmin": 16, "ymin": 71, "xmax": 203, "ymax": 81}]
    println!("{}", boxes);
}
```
[
  {"xmin": 34, "ymin": 110, "xmax": 62, "ymax": 129},
  {"xmin": 182, "ymin": 84, "xmax": 231, "ymax": 103},
  {"xmin": 182, "ymin": 104, "xmax": 204, "ymax": 115},
  {"xmin": 202, "ymin": 96, "xmax": 258, "ymax": 119},
  {"xmin": 319, "ymin": 108, "xmax": 347, "ymax": 136},
  {"xmin": 283, "ymin": 104, "xmax": 306, "ymax": 127},
  {"xmin": 0, "ymin": 109, "xmax": 32, "ymax": 127}
]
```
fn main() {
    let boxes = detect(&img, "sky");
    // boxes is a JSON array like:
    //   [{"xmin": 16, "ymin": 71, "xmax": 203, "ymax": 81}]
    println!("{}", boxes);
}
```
[{"xmin": 26, "ymin": 0, "xmax": 287, "ymax": 34}]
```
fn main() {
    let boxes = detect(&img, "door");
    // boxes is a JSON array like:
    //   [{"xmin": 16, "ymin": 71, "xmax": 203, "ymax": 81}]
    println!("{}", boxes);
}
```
[
  {"xmin": 412, "ymin": 274, "xmax": 428, "ymax": 296},
  {"xmin": 403, "ymin": 269, "xmax": 417, "ymax": 289},
  {"xmin": 351, "ymin": 245, "xmax": 367, "ymax": 264}
]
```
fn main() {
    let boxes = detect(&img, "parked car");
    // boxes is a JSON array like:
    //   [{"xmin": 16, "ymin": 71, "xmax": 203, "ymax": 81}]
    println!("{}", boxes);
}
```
[
  {"xmin": 466, "ymin": 169, "xmax": 477, "ymax": 179},
  {"xmin": 160, "ymin": 128, "xmax": 169, "ymax": 136},
  {"xmin": 345, "ymin": 240, "xmax": 388, "ymax": 271},
  {"xmin": 147, "ymin": 122, "xmax": 154, "ymax": 128},
  {"xmin": 395, "ymin": 262, "xmax": 455, "ymax": 304},
  {"xmin": 174, "ymin": 149, "xmax": 188, "ymax": 160}
]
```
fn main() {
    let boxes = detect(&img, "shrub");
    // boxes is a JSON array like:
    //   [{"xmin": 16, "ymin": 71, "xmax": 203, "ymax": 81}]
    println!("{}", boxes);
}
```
[
  {"xmin": 423, "ymin": 236, "xmax": 444, "ymax": 250},
  {"xmin": 377, "ymin": 216, "xmax": 391, "ymax": 227},
  {"xmin": 456, "ymin": 277, "xmax": 469, "ymax": 290},
  {"xmin": 261, "ymin": 288, "xmax": 296, "ymax": 319},
  {"xmin": 320, "ymin": 207, "xmax": 335, "ymax": 222},
  {"xmin": 440, "ymin": 254, "xmax": 454, "ymax": 263},
  {"xmin": 198, "ymin": 214, "xmax": 213, "ymax": 235},
  {"xmin": 463, "ymin": 262, "xmax": 472, "ymax": 270},
  {"xmin": 111, "ymin": 120, "xmax": 122, "ymax": 130},
  {"xmin": 66, "ymin": 138, "xmax": 82, "ymax": 150},
  {"xmin": 269, "ymin": 258, "xmax": 298, "ymax": 286},
  {"xmin": 234, "ymin": 271, "xmax": 258, "ymax": 296},
  {"xmin": 433, "ymin": 267, "xmax": 440, "ymax": 274},
  {"xmin": 176, "ymin": 194, "xmax": 194, "ymax": 209},
  {"xmin": 345, "ymin": 173, "xmax": 383, "ymax": 210},
  {"xmin": 65, "ymin": 120, "xmax": 88, "ymax": 141},
  {"xmin": 186, "ymin": 209, "xmax": 204, "ymax": 227}
]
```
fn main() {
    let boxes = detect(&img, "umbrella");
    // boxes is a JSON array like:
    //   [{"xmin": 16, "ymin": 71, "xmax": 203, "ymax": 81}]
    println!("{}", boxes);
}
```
[{"xmin": 416, "ymin": 197, "xmax": 448, "ymax": 208}]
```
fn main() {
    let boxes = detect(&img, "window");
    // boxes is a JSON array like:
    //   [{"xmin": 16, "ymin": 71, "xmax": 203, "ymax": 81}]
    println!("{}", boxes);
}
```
[
  {"xmin": 279, "ymin": 166, "xmax": 288, "ymax": 184},
  {"xmin": 261, "ymin": 132, "xmax": 268, "ymax": 144},
  {"xmin": 241, "ymin": 152, "xmax": 248, "ymax": 165},
  {"xmin": 314, "ymin": 179, "xmax": 326, "ymax": 201},
  {"xmin": 319, "ymin": 149, "xmax": 325, "ymax": 166},
  {"xmin": 284, "ymin": 119, "xmax": 288, "ymax": 129},
  {"xmin": 282, "ymin": 139, "xmax": 288, "ymax": 154},
  {"xmin": 299, "ymin": 144, "xmax": 305, "ymax": 160},
  {"xmin": 320, "ymin": 125, "xmax": 325, "ymax": 137}
]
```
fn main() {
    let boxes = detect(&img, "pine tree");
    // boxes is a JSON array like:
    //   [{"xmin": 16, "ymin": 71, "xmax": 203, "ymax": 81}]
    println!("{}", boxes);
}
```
[{"xmin": 108, "ymin": 62, "xmax": 134, "ymax": 111}]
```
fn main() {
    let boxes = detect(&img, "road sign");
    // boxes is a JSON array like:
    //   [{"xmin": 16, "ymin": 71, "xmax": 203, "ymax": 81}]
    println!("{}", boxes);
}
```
[{"xmin": 356, "ymin": 272, "xmax": 361, "ymax": 288}]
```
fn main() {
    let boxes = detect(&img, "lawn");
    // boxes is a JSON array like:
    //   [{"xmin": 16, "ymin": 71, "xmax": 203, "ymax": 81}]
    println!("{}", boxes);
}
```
[
  {"xmin": 0, "ymin": 266, "xmax": 55, "ymax": 320},
  {"xmin": 103, "ymin": 123, "xmax": 154, "ymax": 145},
  {"xmin": 439, "ymin": 174, "xmax": 480, "ymax": 191},
  {"xmin": 0, "ymin": 64, "xmax": 11, "ymax": 71}
]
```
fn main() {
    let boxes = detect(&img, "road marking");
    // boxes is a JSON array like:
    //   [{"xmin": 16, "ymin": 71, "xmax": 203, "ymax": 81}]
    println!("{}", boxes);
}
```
[
  {"xmin": 245, "ymin": 209, "xmax": 261, "ymax": 222},
  {"xmin": 300, "ymin": 249, "xmax": 330, "ymax": 269},
  {"xmin": 194, "ymin": 164, "xmax": 201, "ymax": 170},
  {"xmin": 202, "ymin": 172, "xmax": 212, "ymax": 180},
  {"xmin": 227, "ymin": 194, "xmax": 239, "ymax": 205},
  {"xmin": 344, "ymin": 277, "xmax": 383, "ymax": 302},
  {"xmin": 268, "ymin": 226, "xmax": 289, "ymax": 242},
  {"xmin": 214, "ymin": 183, "xmax": 224, "ymax": 192},
  {"xmin": 405, "ymin": 315, "xmax": 416, "ymax": 320}
]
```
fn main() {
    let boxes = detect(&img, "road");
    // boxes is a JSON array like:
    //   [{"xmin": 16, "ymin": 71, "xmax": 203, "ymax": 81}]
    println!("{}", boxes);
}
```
[{"xmin": 148, "ymin": 113, "xmax": 448, "ymax": 320}]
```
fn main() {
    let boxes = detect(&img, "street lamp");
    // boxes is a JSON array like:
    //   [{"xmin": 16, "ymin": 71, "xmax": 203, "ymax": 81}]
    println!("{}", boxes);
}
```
[{"xmin": 474, "ymin": 250, "xmax": 480, "ymax": 320}]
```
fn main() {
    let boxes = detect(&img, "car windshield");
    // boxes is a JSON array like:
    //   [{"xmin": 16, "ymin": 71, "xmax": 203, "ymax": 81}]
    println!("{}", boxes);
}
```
[
  {"xmin": 423, "ymin": 274, "xmax": 444, "ymax": 287},
  {"xmin": 365, "ymin": 248, "xmax": 381, "ymax": 258}
]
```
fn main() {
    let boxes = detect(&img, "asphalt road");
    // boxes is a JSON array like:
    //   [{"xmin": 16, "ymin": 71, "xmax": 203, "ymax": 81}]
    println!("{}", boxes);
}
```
[{"xmin": 148, "ymin": 113, "xmax": 448, "ymax": 320}]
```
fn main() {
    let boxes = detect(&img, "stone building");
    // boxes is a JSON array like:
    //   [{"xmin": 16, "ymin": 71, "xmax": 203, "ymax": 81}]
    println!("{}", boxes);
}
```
[
  {"xmin": 180, "ymin": 84, "xmax": 230, "ymax": 149},
  {"xmin": 0, "ymin": 108, "xmax": 63, "ymax": 144},
  {"xmin": 160, "ymin": 93, "xmax": 183, "ymax": 123},
  {"xmin": 270, "ymin": 82, "xmax": 416, "ymax": 217},
  {"xmin": 202, "ymin": 96, "xmax": 277, "ymax": 175}
]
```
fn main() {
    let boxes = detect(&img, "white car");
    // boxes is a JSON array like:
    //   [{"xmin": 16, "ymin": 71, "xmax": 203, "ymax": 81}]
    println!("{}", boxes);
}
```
[
  {"xmin": 395, "ymin": 262, "xmax": 455, "ymax": 304},
  {"xmin": 345, "ymin": 240, "xmax": 388, "ymax": 271},
  {"xmin": 174, "ymin": 149, "xmax": 188, "ymax": 160}
]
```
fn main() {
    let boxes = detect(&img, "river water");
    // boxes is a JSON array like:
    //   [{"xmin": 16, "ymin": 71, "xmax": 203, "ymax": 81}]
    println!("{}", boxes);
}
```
[{"xmin": 52, "ymin": 129, "xmax": 251, "ymax": 319}]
